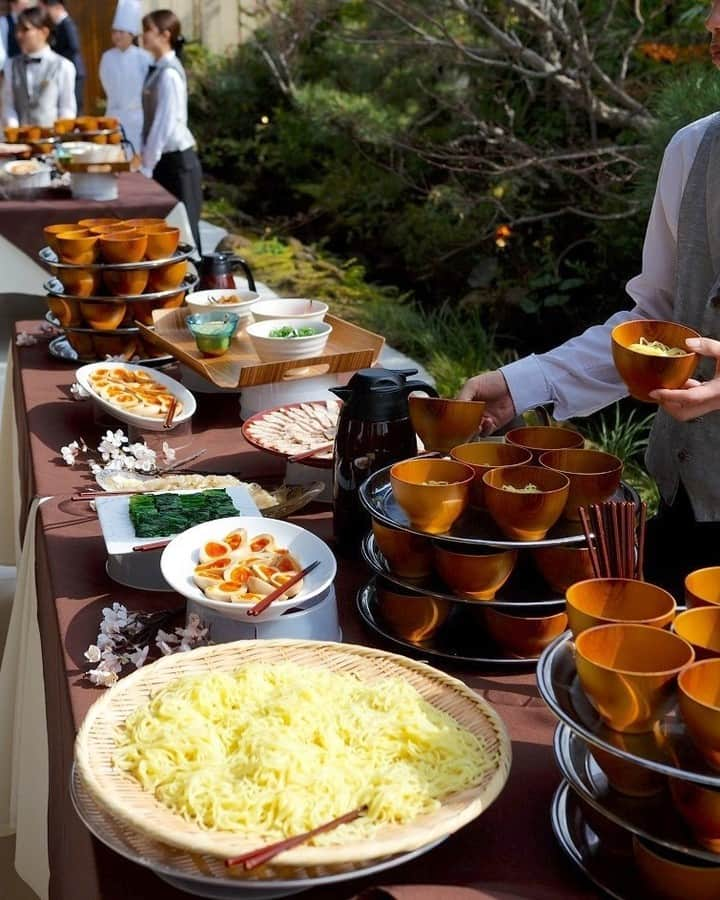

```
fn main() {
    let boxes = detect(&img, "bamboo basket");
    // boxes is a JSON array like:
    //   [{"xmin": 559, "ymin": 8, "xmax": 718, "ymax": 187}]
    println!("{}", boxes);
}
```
[
  {"xmin": 137, "ymin": 309, "xmax": 385, "ymax": 389},
  {"xmin": 75, "ymin": 639, "xmax": 511, "ymax": 866}
]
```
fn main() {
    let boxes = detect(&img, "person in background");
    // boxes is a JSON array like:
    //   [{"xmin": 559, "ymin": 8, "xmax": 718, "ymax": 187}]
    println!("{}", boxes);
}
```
[
  {"xmin": 0, "ymin": 0, "xmax": 31, "ymax": 61},
  {"xmin": 1, "ymin": 6, "xmax": 76, "ymax": 127},
  {"xmin": 99, "ymin": 0, "xmax": 150, "ymax": 153},
  {"xmin": 37, "ymin": 0, "xmax": 85, "ymax": 113},
  {"xmin": 141, "ymin": 9, "xmax": 202, "ymax": 251},
  {"xmin": 457, "ymin": 0, "xmax": 720, "ymax": 602}
]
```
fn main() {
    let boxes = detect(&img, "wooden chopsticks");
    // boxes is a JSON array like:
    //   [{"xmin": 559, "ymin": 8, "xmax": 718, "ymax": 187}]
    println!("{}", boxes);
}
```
[
  {"xmin": 225, "ymin": 805, "xmax": 367, "ymax": 870},
  {"xmin": 579, "ymin": 500, "xmax": 648, "ymax": 580},
  {"xmin": 247, "ymin": 560, "xmax": 320, "ymax": 617},
  {"xmin": 288, "ymin": 443, "xmax": 334, "ymax": 464},
  {"xmin": 132, "ymin": 539, "xmax": 172, "ymax": 552},
  {"xmin": 163, "ymin": 397, "xmax": 178, "ymax": 429}
]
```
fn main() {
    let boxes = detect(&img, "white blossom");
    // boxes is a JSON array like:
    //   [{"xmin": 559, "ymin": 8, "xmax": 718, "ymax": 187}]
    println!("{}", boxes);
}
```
[
  {"xmin": 16, "ymin": 332, "xmax": 38, "ymax": 347},
  {"xmin": 129, "ymin": 645, "xmax": 149, "ymax": 668},
  {"xmin": 100, "ymin": 602, "xmax": 129, "ymax": 635},
  {"xmin": 96, "ymin": 633, "xmax": 115, "ymax": 652},
  {"xmin": 60, "ymin": 440, "xmax": 83, "ymax": 466},
  {"xmin": 162, "ymin": 442, "xmax": 176, "ymax": 463},
  {"xmin": 156, "ymin": 628, "xmax": 179, "ymax": 646},
  {"xmin": 84, "ymin": 645, "xmax": 102, "ymax": 663},
  {"xmin": 70, "ymin": 382, "xmax": 89, "ymax": 400},
  {"xmin": 87, "ymin": 667, "xmax": 118, "ymax": 687},
  {"xmin": 157, "ymin": 640, "xmax": 176, "ymax": 656}
]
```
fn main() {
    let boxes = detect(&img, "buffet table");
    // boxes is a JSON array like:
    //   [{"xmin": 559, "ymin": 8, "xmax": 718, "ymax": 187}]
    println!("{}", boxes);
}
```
[
  {"xmin": 0, "ymin": 174, "xmax": 195, "ymax": 296},
  {"xmin": 2, "ymin": 322, "xmax": 602, "ymax": 900}
]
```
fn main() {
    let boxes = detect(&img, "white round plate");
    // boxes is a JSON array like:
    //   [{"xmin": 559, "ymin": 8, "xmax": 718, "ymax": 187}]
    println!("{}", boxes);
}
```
[{"xmin": 160, "ymin": 516, "xmax": 337, "ymax": 621}]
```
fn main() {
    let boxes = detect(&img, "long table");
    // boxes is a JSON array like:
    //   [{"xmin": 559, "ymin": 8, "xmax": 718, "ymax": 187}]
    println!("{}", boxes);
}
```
[{"xmin": 8, "ymin": 323, "xmax": 601, "ymax": 900}]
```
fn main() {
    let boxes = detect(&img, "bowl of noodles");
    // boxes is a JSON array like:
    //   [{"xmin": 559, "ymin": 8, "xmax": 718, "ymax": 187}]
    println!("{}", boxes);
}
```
[
  {"xmin": 74, "ymin": 639, "xmax": 511, "ymax": 867},
  {"xmin": 611, "ymin": 319, "xmax": 700, "ymax": 403}
]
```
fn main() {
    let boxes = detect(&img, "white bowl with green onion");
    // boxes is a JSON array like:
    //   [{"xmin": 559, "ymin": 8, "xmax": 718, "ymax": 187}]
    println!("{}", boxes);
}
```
[{"xmin": 246, "ymin": 318, "xmax": 333, "ymax": 362}]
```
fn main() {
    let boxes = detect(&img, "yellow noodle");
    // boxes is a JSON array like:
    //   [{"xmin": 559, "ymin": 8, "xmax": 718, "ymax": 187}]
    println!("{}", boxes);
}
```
[
  {"xmin": 113, "ymin": 663, "xmax": 496, "ymax": 843},
  {"xmin": 627, "ymin": 337, "xmax": 686, "ymax": 357}
]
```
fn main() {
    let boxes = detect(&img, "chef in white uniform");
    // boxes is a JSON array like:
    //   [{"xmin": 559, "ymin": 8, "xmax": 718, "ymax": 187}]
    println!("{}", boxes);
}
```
[{"xmin": 99, "ymin": 0, "xmax": 150, "ymax": 153}]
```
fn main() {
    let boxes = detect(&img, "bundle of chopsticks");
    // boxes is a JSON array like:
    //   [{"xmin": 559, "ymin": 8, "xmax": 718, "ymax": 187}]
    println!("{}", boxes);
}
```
[{"xmin": 579, "ymin": 500, "xmax": 647, "ymax": 580}]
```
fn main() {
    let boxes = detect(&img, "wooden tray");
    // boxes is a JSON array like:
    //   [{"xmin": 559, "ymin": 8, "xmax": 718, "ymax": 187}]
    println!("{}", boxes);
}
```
[{"xmin": 138, "ymin": 309, "xmax": 385, "ymax": 389}]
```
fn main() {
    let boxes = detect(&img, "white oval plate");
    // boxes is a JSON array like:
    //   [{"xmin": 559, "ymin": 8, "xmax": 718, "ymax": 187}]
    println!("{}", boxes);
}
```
[
  {"xmin": 75, "ymin": 361, "xmax": 196, "ymax": 432},
  {"xmin": 160, "ymin": 515, "xmax": 337, "ymax": 621}
]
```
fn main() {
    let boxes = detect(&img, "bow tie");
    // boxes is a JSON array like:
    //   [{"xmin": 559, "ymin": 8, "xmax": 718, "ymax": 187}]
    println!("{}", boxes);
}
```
[{"xmin": 23, "ymin": 57, "xmax": 42, "ymax": 64}]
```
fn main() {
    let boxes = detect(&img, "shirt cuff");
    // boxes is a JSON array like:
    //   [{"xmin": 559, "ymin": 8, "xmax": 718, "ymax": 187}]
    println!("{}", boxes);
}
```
[
  {"xmin": 499, "ymin": 354, "xmax": 553, "ymax": 416},
  {"xmin": 139, "ymin": 166, "xmax": 153, "ymax": 178}
]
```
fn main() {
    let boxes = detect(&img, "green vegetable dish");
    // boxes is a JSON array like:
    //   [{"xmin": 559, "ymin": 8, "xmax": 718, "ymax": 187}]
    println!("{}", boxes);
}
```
[
  {"xmin": 129, "ymin": 489, "xmax": 239, "ymax": 539},
  {"xmin": 268, "ymin": 325, "xmax": 317, "ymax": 338}
]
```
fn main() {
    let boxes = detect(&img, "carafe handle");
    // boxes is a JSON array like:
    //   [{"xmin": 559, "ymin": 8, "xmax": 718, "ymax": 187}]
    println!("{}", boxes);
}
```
[
  {"xmin": 404, "ymin": 380, "xmax": 439, "ymax": 398},
  {"xmin": 229, "ymin": 256, "xmax": 256, "ymax": 293}
]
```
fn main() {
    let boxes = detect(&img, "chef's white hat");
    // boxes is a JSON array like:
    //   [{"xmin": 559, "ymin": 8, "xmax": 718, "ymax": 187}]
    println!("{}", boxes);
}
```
[{"xmin": 112, "ymin": 0, "xmax": 142, "ymax": 35}]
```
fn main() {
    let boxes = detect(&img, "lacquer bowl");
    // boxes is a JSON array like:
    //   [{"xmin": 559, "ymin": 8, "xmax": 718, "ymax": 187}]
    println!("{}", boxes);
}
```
[
  {"xmin": 78, "ymin": 217, "xmax": 119, "ymax": 229},
  {"xmin": 78, "ymin": 301, "xmax": 128, "ymax": 332},
  {"xmin": 532, "ymin": 545, "xmax": 595, "ymax": 594},
  {"xmin": 679, "ymin": 658, "xmax": 720, "ymax": 770},
  {"xmin": 482, "ymin": 607, "xmax": 568, "ymax": 658},
  {"xmin": 504, "ymin": 426, "xmax": 584, "ymax": 463},
  {"xmin": 685, "ymin": 567, "xmax": 720, "ymax": 609},
  {"xmin": 450, "ymin": 442, "xmax": 532, "ymax": 508},
  {"xmin": 611, "ymin": 319, "xmax": 700, "ymax": 403},
  {"xmin": 147, "ymin": 259, "xmax": 188, "ymax": 292},
  {"xmin": 103, "ymin": 268, "xmax": 149, "ymax": 297},
  {"xmin": 633, "ymin": 835, "xmax": 720, "ymax": 900},
  {"xmin": 376, "ymin": 580, "xmax": 452, "ymax": 642},
  {"xmin": 56, "ymin": 268, "xmax": 103, "ymax": 298},
  {"xmin": 99, "ymin": 230, "xmax": 148, "ymax": 264},
  {"xmin": 46, "ymin": 297, "xmax": 82, "ymax": 328},
  {"xmin": 589, "ymin": 742, "xmax": 665, "ymax": 798},
  {"xmin": 672, "ymin": 607, "xmax": 720, "ymax": 661},
  {"xmin": 408, "ymin": 396, "xmax": 486, "ymax": 453},
  {"xmin": 538, "ymin": 448, "xmax": 623, "ymax": 520},
  {"xmin": 141, "ymin": 225, "xmax": 181, "ymax": 260},
  {"xmin": 371, "ymin": 521, "xmax": 433, "ymax": 580},
  {"xmin": 482, "ymin": 464, "xmax": 569, "ymax": 541},
  {"xmin": 669, "ymin": 776, "xmax": 720, "ymax": 853},
  {"xmin": 56, "ymin": 230, "xmax": 99, "ymax": 266},
  {"xmin": 433, "ymin": 544, "xmax": 517, "ymax": 600},
  {"xmin": 565, "ymin": 578, "xmax": 676, "ymax": 637},
  {"xmin": 44, "ymin": 223, "xmax": 81, "ymax": 253},
  {"xmin": 390, "ymin": 457, "xmax": 473, "ymax": 535},
  {"xmin": 574, "ymin": 623, "xmax": 694, "ymax": 733}
]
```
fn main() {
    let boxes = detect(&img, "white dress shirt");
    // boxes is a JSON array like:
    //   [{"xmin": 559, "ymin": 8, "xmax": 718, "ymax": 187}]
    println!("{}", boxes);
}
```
[
  {"xmin": 1, "ymin": 45, "xmax": 76, "ymax": 127},
  {"xmin": 99, "ymin": 44, "xmax": 151, "ymax": 152},
  {"xmin": 500, "ymin": 112, "xmax": 716, "ymax": 421},
  {"xmin": 140, "ymin": 51, "xmax": 195, "ymax": 177}
]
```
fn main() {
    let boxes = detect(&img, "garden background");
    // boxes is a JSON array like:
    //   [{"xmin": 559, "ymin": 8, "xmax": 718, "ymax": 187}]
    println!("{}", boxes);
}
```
[{"xmin": 188, "ymin": 1, "xmax": 717, "ymax": 506}]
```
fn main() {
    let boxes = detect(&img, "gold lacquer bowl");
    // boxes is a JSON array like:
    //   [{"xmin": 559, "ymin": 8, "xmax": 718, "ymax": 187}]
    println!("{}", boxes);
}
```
[
  {"xmin": 482, "ymin": 464, "xmax": 569, "ymax": 541},
  {"xmin": 679, "ymin": 658, "xmax": 720, "ymax": 770},
  {"xmin": 408, "ymin": 396, "xmax": 486, "ymax": 453},
  {"xmin": 147, "ymin": 259, "xmax": 188, "ymax": 292},
  {"xmin": 78, "ymin": 302, "xmax": 128, "ymax": 332},
  {"xmin": 390, "ymin": 457, "xmax": 473, "ymax": 535},
  {"xmin": 371, "ymin": 521, "xmax": 433, "ymax": 579},
  {"xmin": 589, "ymin": 743, "xmax": 665, "ymax": 797},
  {"xmin": 91, "ymin": 334, "xmax": 138, "ymax": 360},
  {"xmin": 102, "ymin": 268, "xmax": 149, "ymax": 297},
  {"xmin": 433, "ymin": 543, "xmax": 517, "ymax": 600},
  {"xmin": 565, "ymin": 578, "xmax": 676, "ymax": 638},
  {"xmin": 686, "ymin": 567, "xmax": 720, "ymax": 609},
  {"xmin": 483, "ymin": 606, "xmax": 568, "ymax": 658},
  {"xmin": 55, "ymin": 230, "xmax": 99, "ymax": 266},
  {"xmin": 532, "ymin": 545, "xmax": 595, "ymax": 594},
  {"xmin": 505, "ymin": 425, "xmax": 584, "ymax": 463},
  {"xmin": 88, "ymin": 223, "xmax": 132, "ymax": 235},
  {"xmin": 133, "ymin": 292, "xmax": 186, "ymax": 326},
  {"xmin": 66, "ymin": 331, "xmax": 95, "ymax": 359},
  {"xmin": 450, "ymin": 442, "xmax": 532, "ymax": 508},
  {"xmin": 43, "ymin": 223, "xmax": 80, "ymax": 253},
  {"xmin": 46, "ymin": 297, "xmax": 81, "ymax": 328},
  {"xmin": 78, "ymin": 217, "xmax": 119, "ymax": 229},
  {"xmin": 611, "ymin": 319, "xmax": 700, "ymax": 403},
  {"xmin": 538, "ymin": 448, "xmax": 623, "ymax": 520},
  {"xmin": 672, "ymin": 607, "xmax": 720, "ymax": 661},
  {"xmin": 140, "ymin": 225, "xmax": 181, "ymax": 261},
  {"xmin": 99, "ymin": 230, "xmax": 148, "ymax": 264},
  {"xmin": 57, "ymin": 268, "xmax": 103, "ymax": 298},
  {"xmin": 669, "ymin": 777, "xmax": 720, "ymax": 853},
  {"xmin": 121, "ymin": 217, "xmax": 167, "ymax": 229},
  {"xmin": 376, "ymin": 580, "xmax": 451, "ymax": 642},
  {"xmin": 575, "ymin": 623, "xmax": 694, "ymax": 733},
  {"xmin": 633, "ymin": 835, "xmax": 720, "ymax": 900}
]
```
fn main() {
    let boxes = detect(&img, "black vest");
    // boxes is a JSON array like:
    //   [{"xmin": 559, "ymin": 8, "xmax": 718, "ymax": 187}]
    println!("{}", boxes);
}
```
[{"xmin": 5, "ymin": 14, "xmax": 19, "ymax": 58}]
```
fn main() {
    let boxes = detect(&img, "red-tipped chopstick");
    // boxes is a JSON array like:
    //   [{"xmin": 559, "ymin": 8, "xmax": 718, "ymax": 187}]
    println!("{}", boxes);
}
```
[
  {"xmin": 225, "ymin": 805, "xmax": 367, "ymax": 870},
  {"xmin": 246, "ymin": 560, "xmax": 320, "ymax": 617},
  {"xmin": 163, "ymin": 397, "xmax": 178, "ymax": 429},
  {"xmin": 72, "ymin": 490, "xmax": 139, "ymax": 500},
  {"xmin": 132, "ymin": 539, "xmax": 172, "ymax": 552},
  {"xmin": 288, "ymin": 443, "xmax": 334, "ymax": 464}
]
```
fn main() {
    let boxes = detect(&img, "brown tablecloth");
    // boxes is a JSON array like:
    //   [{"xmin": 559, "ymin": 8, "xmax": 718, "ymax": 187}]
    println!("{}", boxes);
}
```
[
  {"xmin": 12, "ymin": 323, "xmax": 602, "ymax": 900},
  {"xmin": 0, "ymin": 174, "xmax": 179, "ymax": 260}
]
